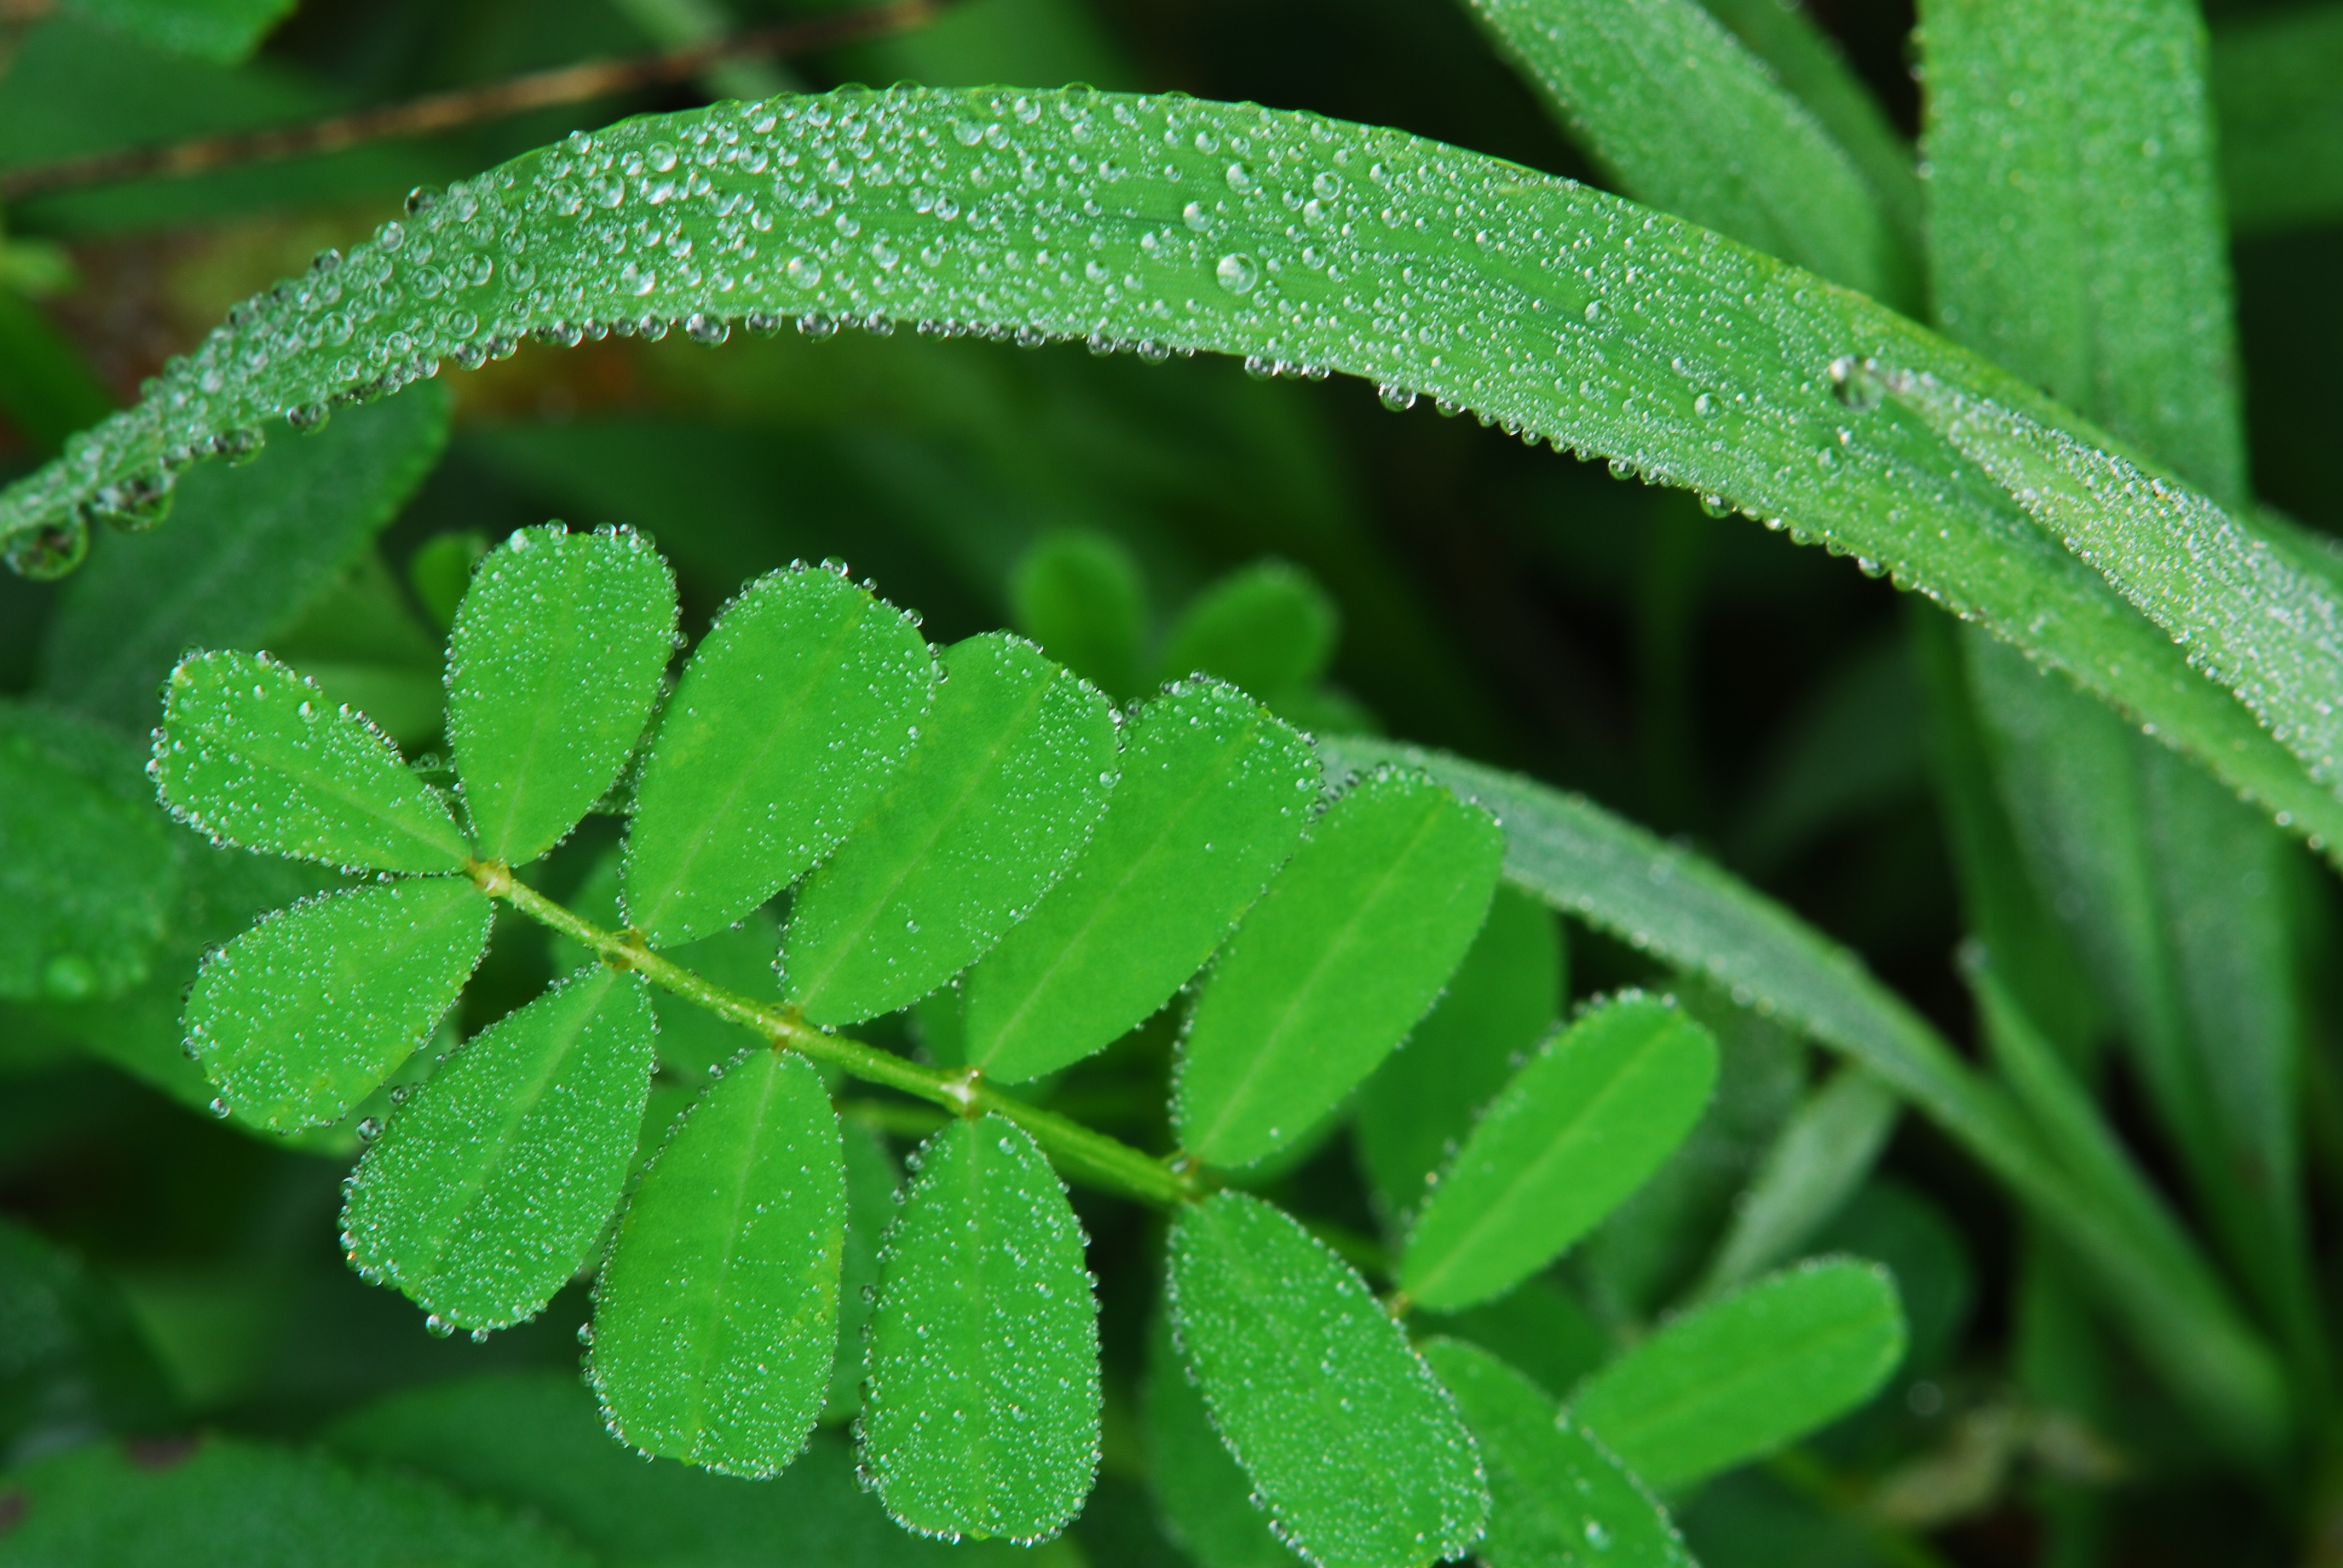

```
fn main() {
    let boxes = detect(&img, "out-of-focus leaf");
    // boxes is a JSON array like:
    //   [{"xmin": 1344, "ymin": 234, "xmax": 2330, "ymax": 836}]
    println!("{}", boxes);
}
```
[
  {"xmin": 1815, "ymin": 1180, "xmax": 1974, "ymax": 1379},
  {"xmin": 61, "ymin": 0, "xmax": 295, "ymax": 64},
  {"xmin": 782, "ymin": 633, "xmax": 1117, "ymax": 1025},
  {"xmin": 592, "ymin": 1047, "xmax": 843, "ymax": 1478},
  {"xmin": 186, "ymin": 877, "xmax": 492, "ymax": 1132},
  {"xmin": 1011, "ymin": 530, "xmax": 1147, "ymax": 701},
  {"xmin": 1696, "ymin": 1068, "xmax": 1900, "ymax": 1296},
  {"xmin": 1167, "ymin": 1191, "xmax": 1488, "ymax": 1568},
  {"xmin": 623, "ymin": 566, "xmax": 933, "ymax": 948},
  {"xmin": 0, "ymin": 1217, "xmax": 175, "ymax": 1467},
  {"xmin": 827, "ymin": 1120, "xmax": 900, "ymax": 1419},
  {"xmin": 0, "ymin": 287, "xmax": 114, "ymax": 460},
  {"xmin": 2214, "ymin": 5, "xmax": 2343, "ymax": 237},
  {"xmin": 1155, "ymin": 560, "xmax": 1339, "ymax": 703},
  {"xmin": 861, "ymin": 1115, "xmax": 1101, "ymax": 1544},
  {"xmin": 1141, "ymin": 1311, "xmax": 1288, "ymax": 1568},
  {"xmin": 1730, "ymin": 638, "xmax": 1926, "ymax": 874},
  {"xmin": 963, "ymin": 681, "xmax": 1317, "ymax": 1083},
  {"xmin": 1177, "ymin": 771, "xmax": 1504, "ymax": 1169},
  {"xmin": 408, "ymin": 531, "xmax": 490, "ymax": 632}
]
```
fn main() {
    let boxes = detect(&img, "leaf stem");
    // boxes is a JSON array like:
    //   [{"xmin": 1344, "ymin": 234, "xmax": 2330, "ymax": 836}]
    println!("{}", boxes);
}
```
[{"xmin": 473, "ymin": 860, "xmax": 1199, "ymax": 1209}]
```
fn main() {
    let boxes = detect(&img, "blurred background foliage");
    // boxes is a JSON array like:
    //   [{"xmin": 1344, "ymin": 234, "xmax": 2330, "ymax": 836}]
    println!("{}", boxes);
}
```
[{"xmin": 0, "ymin": 0, "xmax": 2339, "ymax": 1564}]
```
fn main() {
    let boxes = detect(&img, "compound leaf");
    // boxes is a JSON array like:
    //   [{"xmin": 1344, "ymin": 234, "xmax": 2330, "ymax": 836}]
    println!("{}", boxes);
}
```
[
  {"xmin": 186, "ymin": 877, "xmax": 491, "ymax": 1132},
  {"xmin": 592, "ymin": 1047, "xmax": 844, "ymax": 1478},
  {"xmin": 623, "ymin": 565, "xmax": 932, "ymax": 948},
  {"xmin": 155, "ymin": 648, "xmax": 470, "ymax": 874},
  {"xmin": 446, "ymin": 524, "xmax": 678, "ymax": 867},
  {"xmin": 341, "ymin": 964, "xmax": 657, "ymax": 1331},
  {"xmin": 1155, "ymin": 561, "xmax": 1339, "ymax": 702},
  {"xmin": 1009, "ymin": 530, "xmax": 1147, "ymax": 701},
  {"xmin": 1142, "ymin": 1310, "xmax": 1290, "ymax": 1568},
  {"xmin": 1355, "ymin": 886, "xmax": 1564, "ymax": 1219},
  {"xmin": 1401, "ymin": 993, "xmax": 1719, "ymax": 1313},
  {"xmin": 1567, "ymin": 1258, "xmax": 1907, "ymax": 1489},
  {"xmin": 860, "ymin": 1114, "xmax": 1102, "ymax": 1544},
  {"xmin": 1177, "ymin": 770, "xmax": 1504, "ymax": 1169},
  {"xmin": 1418, "ymin": 1337, "xmax": 1689, "ymax": 1568},
  {"xmin": 1168, "ymin": 1191, "xmax": 1487, "ymax": 1568},
  {"xmin": 963, "ymin": 679, "xmax": 1318, "ymax": 1084},
  {"xmin": 782, "ymin": 633, "xmax": 1117, "ymax": 1025}
]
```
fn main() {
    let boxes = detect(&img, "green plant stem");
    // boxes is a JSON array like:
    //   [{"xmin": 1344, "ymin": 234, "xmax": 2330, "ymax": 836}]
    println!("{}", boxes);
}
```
[{"xmin": 473, "ymin": 860, "xmax": 1196, "ymax": 1209}]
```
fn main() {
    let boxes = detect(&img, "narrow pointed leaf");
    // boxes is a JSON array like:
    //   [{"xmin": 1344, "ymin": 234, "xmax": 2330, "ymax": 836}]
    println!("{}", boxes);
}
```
[
  {"xmin": 1697, "ymin": 1067, "xmax": 1901, "ymax": 1295},
  {"xmin": 341, "ymin": 964, "xmax": 657, "ymax": 1330},
  {"xmin": 1356, "ymin": 885, "xmax": 1565, "ymax": 1218},
  {"xmin": 782, "ymin": 633, "xmax": 1118, "ymax": 1025},
  {"xmin": 1401, "ymin": 993, "xmax": 1718, "ymax": 1313},
  {"xmin": 155, "ymin": 648, "xmax": 470, "ymax": 872},
  {"xmin": 446, "ymin": 524, "xmax": 678, "ymax": 866},
  {"xmin": 963, "ymin": 679, "xmax": 1318, "ymax": 1084},
  {"xmin": 592, "ymin": 1047, "xmax": 844, "ymax": 1478},
  {"xmin": 1009, "ymin": 530, "xmax": 1147, "ymax": 701},
  {"xmin": 1419, "ymin": 1338, "xmax": 1690, "ymax": 1568},
  {"xmin": 825, "ymin": 1118, "xmax": 901, "ymax": 1417},
  {"xmin": 1177, "ymin": 771, "xmax": 1504, "ymax": 1168},
  {"xmin": 860, "ymin": 1114, "xmax": 1102, "ymax": 1544},
  {"xmin": 1567, "ymin": 1258, "xmax": 1906, "ymax": 1489},
  {"xmin": 186, "ymin": 877, "xmax": 491, "ymax": 1131},
  {"xmin": 1167, "ymin": 1191, "xmax": 1488, "ymax": 1568},
  {"xmin": 1155, "ymin": 561, "xmax": 1339, "ymax": 701},
  {"xmin": 622, "ymin": 566, "xmax": 932, "ymax": 947},
  {"xmin": 1142, "ymin": 1312, "xmax": 1290, "ymax": 1568}
]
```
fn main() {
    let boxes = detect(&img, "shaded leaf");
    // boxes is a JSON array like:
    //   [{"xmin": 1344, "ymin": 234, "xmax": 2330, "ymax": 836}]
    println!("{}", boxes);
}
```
[
  {"xmin": 827, "ymin": 1119, "xmax": 901, "ymax": 1418},
  {"xmin": 446, "ymin": 524, "xmax": 678, "ymax": 866},
  {"xmin": 0, "ymin": 1217, "xmax": 176, "ymax": 1466},
  {"xmin": 782, "ymin": 633, "xmax": 1117, "ymax": 1025},
  {"xmin": 341, "ymin": 965, "xmax": 657, "ymax": 1331},
  {"xmin": 154, "ymin": 648, "xmax": 469, "ymax": 874},
  {"xmin": 1696, "ymin": 1067, "xmax": 1900, "ymax": 1296},
  {"xmin": 186, "ymin": 877, "xmax": 491, "ymax": 1132},
  {"xmin": 861, "ymin": 1114, "xmax": 1101, "ymax": 1544},
  {"xmin": 1420, "ymin": 1278, "xmax": 1612, "ymax": 1405},
  {"xmin": 61, "ymin": 0, "xmax": 296, "ymax": 64},
  {"xmin": 1402, "ymin": 994, "xmax": 1717, "ymax": 1313},
  {"xmin": 1418, "ymin": 1338, "xmax": 1689, "ymax": 1568},
  {"xmin": 1010, "ymin": 530, "xmax": 1147, "ymax": 701},
  {"xmin": 1141, "ymin": 1311, "xmax": 1289, "ymax": 1568},
  {"xmin": 2213, "ymin": 5, "xmax": 2343, "ymax": 238},
  {"xmin": 963, "ymin": 679, "xmax": 1317, "ymax": 1084},
  {"xmin": 1155, "ymin": 561, "xmax": 1338, "ymax": 702},
  {"xmin": 623, "ymin": 565, "xmax": 932, "ymax": 947},
  {"xmin": 1167, "ymin": 1191, "xmax": 1487, "ymax": 1568},
  {"xmin": 1567, "ymin": 1258, "xmax": 1907, "ymax": 1489},
  {"xmin": 592, "ymin": 1047, "xmax": 844, "ymax": 1477},
  {"xmin": 1177, "ymin": 770, "xmax": 1504, "ymax": 1169}
]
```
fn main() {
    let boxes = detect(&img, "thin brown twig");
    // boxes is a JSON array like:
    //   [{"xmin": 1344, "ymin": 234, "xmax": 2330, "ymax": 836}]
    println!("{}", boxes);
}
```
[{"xmin": 0, "ymin": 0, "xmax": 940, "ymax": 203}]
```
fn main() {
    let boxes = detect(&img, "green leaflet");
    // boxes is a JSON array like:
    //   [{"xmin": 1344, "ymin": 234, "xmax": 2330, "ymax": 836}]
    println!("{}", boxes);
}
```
[
  {"xmin": 1421, "ymin": 1278, "xmax": 1613, "ymax": 1404},
  {"xmin": 1010, "ymin": 530, "xmax": 1147, "ymax": 701},
  {"xmin": 341, "ymin": 965, "xmax": 657, "ymax": 1331},
  {"xmin": 1400, "ymin": 994, "xmax": 1719, "ymax": 1314},
  {"xmin": 61, "ymin": 0, "xmax": 296, "ymax": 64},
  {"xmin": 860, "ymin": 1114, "xmax": 1102, "ymax": 1544},
  {"xmin": 962, "ymin": 680, "xmax": 1317, "ymax": 1085},
  {"xmin": 1465, "ymin": 0, "xmax": 1914, "ymax": 307},
  {"xmin": 154, "ymin": 648, "xmax": 470, "ymax": 874},
  {"xmin": 1155, "ymin": 561, "xmax": 1339, "ymax": 701},
  {"xmin": 1418, "ymin": 1338, "xmax": 1690, "ymax": 1568},
  {"xmin": 0, "ymin": 702, "xmax": 180, "ymax": 1002},
  {"xmin": 40, "ymin": 384, "xmax": 450, "ymax": 733},
  {"xmin": 1176, "ymin": 769, "xmax": 1504, "ymax": 1169},
  {"xmin": 1167, "ymin": 1191, "xmax": 1488, "ymax": 1568},
  {"xmin": 186, "ymin": 877, "xmax": 491, "ymax": 1131},
  {"xmin": 1696, "ymin": 1067, "xmax": 1901, "ymax": 1296},
  {"xmin": 1567, "ymin": 1258, "xmax": 1907, "ymax": 1489},
  {"xmin": 0, "ymin": 1434, "xmax": 592, "ymax": 1568},
  {"xmin": 445, "ymin": 524, "xmax": 678, "ymax": 867},
  {"xmin": 2213, "ymin": 5, "xmax": 2343, "ymax": 237},
  {"xmin": 623, "ymin": 565, "xmax": 932, "ymax": 947},
  {"xmin": 592, "ymin": 1047, "xmax": 843, "ymax": 1478},
  {"xmin": 781, "ymin": 633, "xmax": 1118, "ymax": 1025},
  {"xmin": 0, "ymin": 1215, "xmax": 177, "ymax": 1457},
  {"xmin": 1142, "ymin": 1311, "xmax": 1289, "ymax": 1568},
  {"xmin": 13, "ymin": 91, "xmax": 2339, "ymax": 858},
  {"xmin": 1318, "ymin": 734, "xmax": 2287, "ymax": 1454},
  {"xmin": 827, "ymin": 1118, "xmax": 901, "ymax": 1417},
  {"xmin": 1356, "ymin": 886, "xmax": 1565, "ymax": 1219}
]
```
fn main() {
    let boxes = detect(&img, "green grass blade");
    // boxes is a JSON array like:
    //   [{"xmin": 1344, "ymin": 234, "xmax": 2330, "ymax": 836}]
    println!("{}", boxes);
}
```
[
  {"xmin": 1401, "ymin": 994, "xmax": 1717, "ymax": 1313},
  {"xmin": 1355, "ymin": 885, "xmax": 1564, "ymax": 1220},
  {"xmin": 155, "ymin": 647, "xmax": 470, "ymax": 873},
  {"xmin": 621, "ymin": 564, "xmax": 932, "ymax": 948},
  {"xmin": 2213, "ymin": 4, "xmax": 2343, "ymax": 238},
  {"xmin": 445, "ymin": 524, "xmax": 678, "ymax": 867},
  {"xmin": 0, "ymin": 702, "xmax": 181, "ymax": 1003},
  {"xmin": 1177, "ymin": 769, "xmax": 1505, "ymax": 1169},
  {"xmin": 1155, "ymin": 560, "xmax": 1339, "ymax": 702},
  {"xmin": 1142, "ymin": 1310, "xmax": 1291, "ymax": 1568},
  {"xmin": 591, "ymin": 1047, "xmax": 844, "ymax": 1478},
  {"xmin": 8, "ymin": 88, "xmax": 2339, "ymax": 849},
  {"xmin": 1694, "ymin": 1067, "xmax": 1900, "ymax": 1296},
  {"xmin": 860, "ymin": 1114, "xmax": 1102, "ymax": 1544},
  {"xmin": 41, "ymin": 385, "xmax": 450, "ymax": 732},
  {"xmin": 781, "ymin": 632, "xmax": 1118, "ymax": 1025},
  {"xmin": 186, "ymin": 877, "xmax": 492, "ymax": 1131},
  {"xmin": 1566, "ymin": 1258, "xmax": 1906, "ymax": 1489},
  {"xmin": 962, "ymin": 679, "xmax": 1317, "ymax": 1085},
  {"xmin": 341, "ymin": 964, "xmax": 657, "ymax": 1331},
  {"xmin": 1009, "ymin": 530, "xmax": 1147, "ymax": 702},
  {"xmin": 1418, "ymin": 1337, "xmax": 1691, "ymax": 1568},
  {"xmin": 1317, "ymin": 733, "xmax": 2289, "ymax": 1457},
  {"xmin": 1464, "ymin": 0, "xmax": 1915, "ymax": 305},
  {"xmin": 1167, "ymin": 1191, "xmax": 1489, "ymax": 1568}
]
